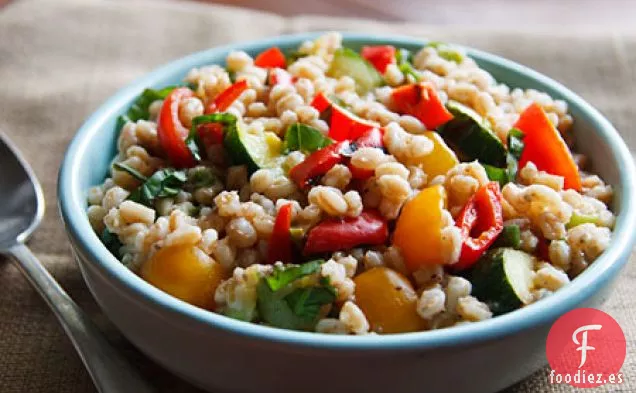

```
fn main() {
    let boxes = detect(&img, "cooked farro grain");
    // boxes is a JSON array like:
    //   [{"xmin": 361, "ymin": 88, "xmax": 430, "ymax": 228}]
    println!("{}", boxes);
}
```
[{"xmin": 417, "ymin": 284, "xmax": 446, "ymax": 320}]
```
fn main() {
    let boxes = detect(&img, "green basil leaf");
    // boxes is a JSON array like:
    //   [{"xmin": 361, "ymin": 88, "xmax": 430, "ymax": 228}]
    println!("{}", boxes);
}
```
[
  {"xmin": 265, "ymin": 260, "xmax": 324, "ymax": 292},
  {"xmin": 101, "ymin": 228, "xmax": 123, "ymax": 259},
  {"xmin": 192, "ymin": 113, "xmax": 238, "ymax": 128},
  {"xmin": 112, "ymin": 162, "xmax": 148, "ymax": 182},
  {"xmin": 283, "ymin": 123, "xmax": 332, "ymax": 154},
  {"xmin": 127, "ymin": 168, "xmax": 187, "ymax": 207},
  {"xmin": 285, "ymin": 285, "xmax": 336, "ymax": 320},
  {"xmin": 118, "ymin": 86, "xmax": 178, "ymax": 129}
]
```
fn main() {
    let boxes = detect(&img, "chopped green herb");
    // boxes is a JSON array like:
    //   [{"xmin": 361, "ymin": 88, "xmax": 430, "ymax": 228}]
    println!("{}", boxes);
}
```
[
  {"xmin": 112, "ymin": 162, "xmax": 147, "ymax": 182},
  {"xmin": 283, "ymin": 123, "xmax": 332, "ymax": 154},
  {"xmin": 567, "ymin": 212, "xmax": 600, "ymax": 229},
  {"xmin": 492, "ymin": 225, "xmax": 521, "ymax": 249},
  {"xmin": 427, "ymin": 41, "xmax": 464, "ymax": 63},
  {"xmin": 257, "ymin": 270, "xmax": 336, "ymax": 331},
  {"xmin": 396, "ymin": 48, "xmax": 420, "ymax": 81},
  {"xmin": 117, "ymin": 86, "xmax": 178, "ymax": 129},
  {"xmin": 128, "ymin": 168, "xmax": 187, "ymax": 207},
  {"xmin": 285, "ymin": 285, "xmax": 337, "ymax": 320},
  {"xmin": 188, "ymin": 166, "xmax": 217, "ymax": 189},
  {"xmin": 101, "ymin": 228, "xmax": 123, "ymax": 259},
  {"xmin": 505, "ymin": 128, "xmax": 525, "ymax": 183},
  {"xmin": 265, "ymin": 260, "xmax": 324, "ymax": 292},
  {"xmin": 507, "ymin": 128, "xmax": 525, "ymax": 160}
]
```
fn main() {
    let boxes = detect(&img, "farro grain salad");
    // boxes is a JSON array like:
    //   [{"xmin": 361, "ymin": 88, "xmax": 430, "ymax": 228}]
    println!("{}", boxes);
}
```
[{"xmin": 87, "ymin": 33, "xmax": 615, "ymax": 334}]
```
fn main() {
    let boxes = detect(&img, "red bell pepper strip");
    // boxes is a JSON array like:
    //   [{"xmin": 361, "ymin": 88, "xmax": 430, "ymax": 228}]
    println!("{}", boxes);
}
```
[
  {"xmin": 157, "ymin": 87, "xmax": 196, "ymax": 168},
  {"xmin": 268, "ymin": 68, "xmax": 294, "ymax": 86},
  {"xmin": 330, "ymin": 104, "xmax": 376, "ymax": 141},
  {"xmin": 304, "ymin": 210, "xmax": 388, "ymax": 254},
  {"xmin": 311, "ymin": 92, "xmax": 376, "ymax": 141},
  {"xmin": 267, "ymin": 203, "xmax": 294, "ymax": 264},
  {"xmin": 205, "ymin": 79, "xmax": 249, "ymax": 114},
  {"xmin": 391, "ymin": 82, "xmax": 453, "ymax": 129},
  {"xmin": 254, "ymin": 46, "xmax": 287, "ymax": 69},
  {"xmin": 310, "ymin": 92, "xmax": 331, "ymax": 112},
  {"xmin": 361, "ymin": 45, "xmax": 396, "ymax": 73},
  {"xmin": 515, "ymin": 103, "xmax": 581, "ymax": 191},
  {"xmin": 453, "ymin": 182, "xmax": 504, "ymax": 271},
  {"xmin": 289, "ymin": 142, "xmax": 347, "ymax": 188},
  {"xmin": 197, "ymin": 123, "xmax": 224, "ymax": 146}
]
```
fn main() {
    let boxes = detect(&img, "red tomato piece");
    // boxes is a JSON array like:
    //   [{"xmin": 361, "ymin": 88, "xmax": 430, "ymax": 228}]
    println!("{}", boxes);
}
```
[
  {"xmin": 516, "ymin": 103, "xmax": 581, "ymax": 191},
  {"xmin": 361, "ymin": 45, "xmax": 396, "ymax": 73},
  {"xmin": 310, "ymin": 92, "xmax": 331, "ymax": 112},
  {"xmin": 288, "ymin": 142, "xmax": 347, "ymax": 188},
  {"xmin": 304, "ymin": 210, "xmax": 389, "ymax": 254},
  {"xmin": 205, "ymin": 79, "xmax": 248, "ymax": 114},
  {"xmin": 157, "ymin": 87, "xmax": 196, "ymax": 168},
  {"xmin": 254, "ymin": 46, "xmax": 287, "ymax": 69},
  {"xmin": 267, "ymin": 203, "xmax": 293, "ymax": 264},
  {"xmin": 453, "ymin": 182, "xmax": 504, "ymax": 270},
  {"xmin": 391, "ymin": 82, "xmax": 453, "ymax": 129}
]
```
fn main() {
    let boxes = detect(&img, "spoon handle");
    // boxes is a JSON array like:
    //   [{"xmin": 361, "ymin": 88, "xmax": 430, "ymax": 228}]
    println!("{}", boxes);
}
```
[{"xmin": 8, "ymin": 243, "xmax": 156, "ymax": 393}]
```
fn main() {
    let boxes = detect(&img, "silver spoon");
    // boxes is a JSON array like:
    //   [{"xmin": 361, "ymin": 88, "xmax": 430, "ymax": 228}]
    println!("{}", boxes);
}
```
[{"xmin": 0, "ymin": 132, "xmax": 155, "ymax": 393}]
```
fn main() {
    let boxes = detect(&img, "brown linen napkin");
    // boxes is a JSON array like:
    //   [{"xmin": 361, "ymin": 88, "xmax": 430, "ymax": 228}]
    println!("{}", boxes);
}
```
[{"xmin": 0, "ymin": 0, "xmax": 634, "ymax": 392}]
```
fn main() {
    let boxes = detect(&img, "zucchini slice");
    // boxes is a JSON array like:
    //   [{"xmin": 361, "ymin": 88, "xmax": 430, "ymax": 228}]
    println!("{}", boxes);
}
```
[
  {"xmin": 470, "ymin": 248, "xmax": 534, "ymax": 315},
  {"xmin": 440, "ymin": 100, "xmax": 506, "ymax": 167},
  {"xmin": 224, "ymin": 121, "xmax": 283, "ymax": 173},
  {"xmin": 327, "ymin": 48, "xmax": 383, "ymax": 95}
]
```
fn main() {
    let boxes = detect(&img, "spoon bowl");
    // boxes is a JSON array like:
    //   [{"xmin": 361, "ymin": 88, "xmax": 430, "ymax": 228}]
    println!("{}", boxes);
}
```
[
  {"xmin": 0, "ymin": 132, "xmax": 155, "ymax": 393},
  {"xmin": 0, "ymin": 133, "xmax": 44, "ymax": 249}
]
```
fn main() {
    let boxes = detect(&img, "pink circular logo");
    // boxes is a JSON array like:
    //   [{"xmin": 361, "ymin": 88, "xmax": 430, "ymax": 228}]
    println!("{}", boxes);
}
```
[{"xmin": 546, "ymin": 308, "xmax": 626, "ymax": 388}]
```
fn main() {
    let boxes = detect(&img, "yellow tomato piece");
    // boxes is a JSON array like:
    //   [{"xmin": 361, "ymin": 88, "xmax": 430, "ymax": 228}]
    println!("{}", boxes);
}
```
[
  {"xmin": 354, "ymin": 267, "xmax": 424, "ymax": 333},
  {"xmin": 264, "ymin": 131, "xmax": 283, "ymax": 155},
  {"xmin": 408, "ymin": 131, "xmax": 458, "ymax": 178},
  {"xmin": 393, "ymin": 185, "xmax": 447, "ymax": 271},
  {"xmin": 141, "ymin": 244, "xmax": 227, "ymax": 310}
]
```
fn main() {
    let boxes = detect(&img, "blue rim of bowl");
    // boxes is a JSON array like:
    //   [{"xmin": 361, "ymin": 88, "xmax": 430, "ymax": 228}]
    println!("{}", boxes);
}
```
[{"xmin": 58, "ymin": 32, "xmax": 636, "ymax": 351}]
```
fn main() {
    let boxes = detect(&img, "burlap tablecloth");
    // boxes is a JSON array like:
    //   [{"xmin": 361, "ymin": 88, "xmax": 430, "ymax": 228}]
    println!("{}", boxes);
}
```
[{"xmin": 1, "ymin": 0, "xmax": 635, "ymax": 391}]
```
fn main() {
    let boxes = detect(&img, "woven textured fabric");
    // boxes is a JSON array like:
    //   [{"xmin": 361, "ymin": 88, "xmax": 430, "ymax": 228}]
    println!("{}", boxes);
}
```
[{"xmin": 0, "ymin": 1, "xmax": 634, "ymax": 392}]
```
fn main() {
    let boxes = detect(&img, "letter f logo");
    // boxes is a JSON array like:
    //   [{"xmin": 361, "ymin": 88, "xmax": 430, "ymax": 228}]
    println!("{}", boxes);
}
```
[{"xmin": 572, "ymin": 324, "xmax": 602, "ymax": 368}]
